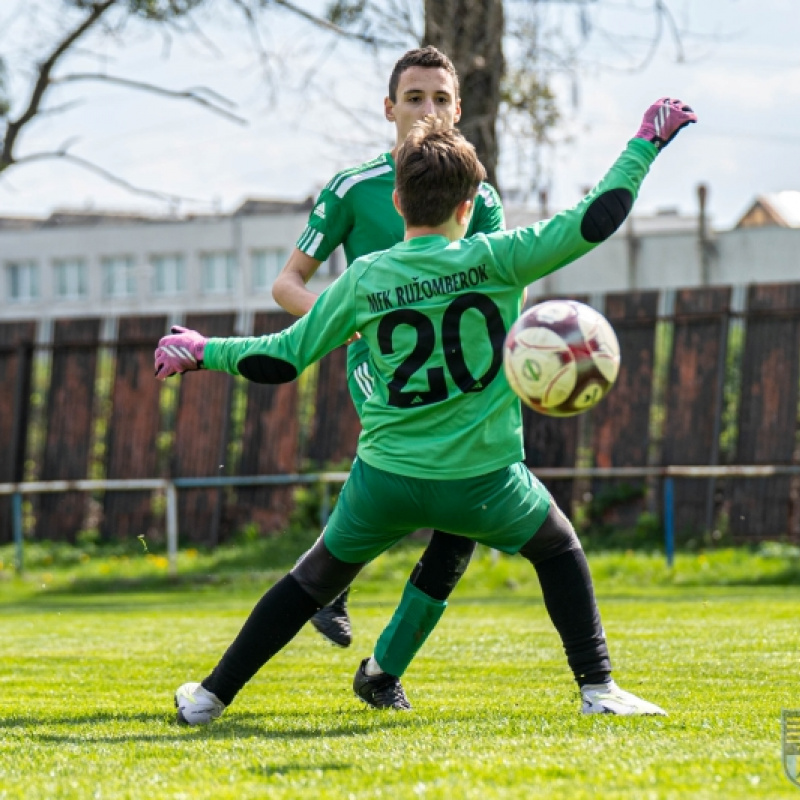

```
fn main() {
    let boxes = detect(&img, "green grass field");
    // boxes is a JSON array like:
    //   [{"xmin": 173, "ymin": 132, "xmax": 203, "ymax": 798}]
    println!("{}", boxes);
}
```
[{"xmin": 1, "ymin": 545, "xmax": 800, "ymax": 799}]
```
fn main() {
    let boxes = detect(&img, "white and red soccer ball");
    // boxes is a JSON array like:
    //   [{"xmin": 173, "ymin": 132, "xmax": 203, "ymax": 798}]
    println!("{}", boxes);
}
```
[{"xmin": 503, "ymin": 300, "xmax": 620, "ymax": 417}]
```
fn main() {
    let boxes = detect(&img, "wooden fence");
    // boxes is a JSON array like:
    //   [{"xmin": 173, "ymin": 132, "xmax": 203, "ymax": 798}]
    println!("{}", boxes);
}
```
[{"xmin": 1, "ymin": 282, "xmax": 799, "ymax": 546}]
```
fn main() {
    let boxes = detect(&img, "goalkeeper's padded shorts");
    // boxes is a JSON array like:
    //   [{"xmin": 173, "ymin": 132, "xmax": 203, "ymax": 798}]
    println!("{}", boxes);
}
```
[{"xmin": 323, "ymin": 457, "xmax": 551, "ymax": 564}]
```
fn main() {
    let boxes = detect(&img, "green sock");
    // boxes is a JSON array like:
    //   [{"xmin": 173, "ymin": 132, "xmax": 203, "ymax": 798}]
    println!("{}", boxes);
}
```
[{"xmin": 373, "ymin": 580, "xmax": 447, "ymax": 677}]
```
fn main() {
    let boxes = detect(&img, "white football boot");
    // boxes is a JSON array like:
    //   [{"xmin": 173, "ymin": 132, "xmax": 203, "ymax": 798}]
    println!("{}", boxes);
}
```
[
  {"xmin": 175, "ymin": 682, "xmax": 226, "ymax": 725},
  {"xmin": 581, "ymin": 680, "xmax": 666, "ymax": 716}
]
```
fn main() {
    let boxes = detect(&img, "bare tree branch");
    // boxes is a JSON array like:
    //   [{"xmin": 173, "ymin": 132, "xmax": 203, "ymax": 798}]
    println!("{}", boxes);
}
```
[
  {"xmin": 31, "ymin": 99, "xmax": 86, "ymax": 118},
  {"xmin": 159, "ymin": 8, "xmax": 228, "ymax": 60},
  {"xmin": 296, "ymin": 38, "xmax": 342, "ymax": 92},
  {"xmin": 2, "ymin": 0, "xmax": 117, "ymax": 170},
  {"xmin": 229, "ymin": 0, "xmax": 277, "ymax": 87},
  {"xmin": 272, "ymin": 0, "xmax": 406, "ymax": 48},
  {"xmin": 656, "ymin": 0, "xmax": 686, "ymax": 63},
  {"xmin": 9, "ymin": 147, "xmax": 206, "ymax": 206},
  {"xmin": 52, "ymin": 72, "xmax": 248, "ymax": 125},
  {"xmin": 363, "ymin": 0, "xmax": 421, "ymax": 45}
]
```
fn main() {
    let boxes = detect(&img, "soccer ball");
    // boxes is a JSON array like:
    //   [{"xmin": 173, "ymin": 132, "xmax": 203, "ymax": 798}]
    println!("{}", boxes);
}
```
[{"xmin": 503, "ymin": 299, "xmax": 620, "ymax": 417}]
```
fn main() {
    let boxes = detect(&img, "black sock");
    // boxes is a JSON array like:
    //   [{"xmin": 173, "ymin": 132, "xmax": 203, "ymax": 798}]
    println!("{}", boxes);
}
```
[
  {"xmin": 202, "ymin": 574, "xmax": 322, "ymax": 706},
  {"xmin": 409, "ymin": 530, "xmax": 476, "ymax": 601},
  {"xmin": 534, "ymin": 549, "xmax": 611, "ymax": 687}
]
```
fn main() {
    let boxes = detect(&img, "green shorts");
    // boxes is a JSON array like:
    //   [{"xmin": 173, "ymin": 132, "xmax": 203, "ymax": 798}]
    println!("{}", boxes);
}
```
[
  {"xmin": 346, "ymin": 337, "xmax": 372, "ymax": 419},
  {"xmin": 323, "ymin": 458, "xmax": 552, "ymax": 564}
]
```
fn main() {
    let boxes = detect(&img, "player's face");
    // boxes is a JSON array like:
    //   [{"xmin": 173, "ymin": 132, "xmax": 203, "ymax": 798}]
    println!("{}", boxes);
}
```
[{"xmin": 385, "ymin": 66, "xmax": 461, "ymax": 146}]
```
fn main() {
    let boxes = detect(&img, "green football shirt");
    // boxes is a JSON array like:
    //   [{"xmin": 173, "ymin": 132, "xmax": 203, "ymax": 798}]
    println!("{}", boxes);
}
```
[
  {"xmin": 206, "ymin": 139, "xmax": 657, "ymax": 480},
  {"xmin": 295, "ymin": 152, "xmax": 505, "ymax": 266}
]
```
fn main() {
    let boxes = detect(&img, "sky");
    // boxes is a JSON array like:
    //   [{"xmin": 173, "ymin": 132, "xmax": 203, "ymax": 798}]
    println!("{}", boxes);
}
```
[{"xmin": 0, "ymin": 0, "xmax": 798, "ymax": 230}]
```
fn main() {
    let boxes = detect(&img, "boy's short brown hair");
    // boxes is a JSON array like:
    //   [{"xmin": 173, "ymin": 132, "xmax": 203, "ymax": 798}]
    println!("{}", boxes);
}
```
[
  {"xmin": 395, "ymin": 116, "xmax": 486, "ymax": 228},
  {"xmin": 388, "ymin": 46, "xmax": 460, "ymax": 102}
]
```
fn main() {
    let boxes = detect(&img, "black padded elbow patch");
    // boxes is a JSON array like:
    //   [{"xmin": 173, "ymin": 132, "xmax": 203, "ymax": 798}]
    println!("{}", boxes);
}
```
[
  {"xmin": 237, "ymin": 354, "xmax": 298, "ymax": 384},
  {"xmin": 580, "ymin": 188, "xmax": 633, "ymax": 243}
]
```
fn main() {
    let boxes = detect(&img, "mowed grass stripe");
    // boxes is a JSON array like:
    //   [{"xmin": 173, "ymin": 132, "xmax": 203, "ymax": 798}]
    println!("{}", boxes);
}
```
[{"xmin": 1, "ymin": 551, "xmax": 799, "ymax": 799}]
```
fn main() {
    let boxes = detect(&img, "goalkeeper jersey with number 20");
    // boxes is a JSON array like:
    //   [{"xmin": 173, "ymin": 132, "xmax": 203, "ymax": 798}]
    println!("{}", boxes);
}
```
[
  {"xmin": 206, "ymin": 139, "xmax": 657, "ymax": 481},
  {"xmin": 296, "ymin": 151, "xmax": 505, "ymax": 377}
]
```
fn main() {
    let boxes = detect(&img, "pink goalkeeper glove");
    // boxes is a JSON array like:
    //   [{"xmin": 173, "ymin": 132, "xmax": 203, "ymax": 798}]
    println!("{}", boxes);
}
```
[
  {"xmin": 635, "ymin": 97, "xmax": 697, "ymax": 150},
  {"xmin": 154, "ymin": 326, "xmax": 207, "ymax": 380}
]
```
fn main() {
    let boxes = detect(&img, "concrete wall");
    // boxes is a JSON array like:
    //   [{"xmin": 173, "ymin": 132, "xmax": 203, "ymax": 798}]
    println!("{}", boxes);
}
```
[
  {"xmin": 3, "ymin": 204, "xmax": 799, "ymax": 329},
  {"xmin": 0, "ymin": 211, "xmax": 335, "ymax": 329}
]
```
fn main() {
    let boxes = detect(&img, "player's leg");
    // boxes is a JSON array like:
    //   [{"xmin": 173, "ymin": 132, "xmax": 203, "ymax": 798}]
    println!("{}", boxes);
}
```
[
  {"xmin": 354, "ymin": 529, "xmax": 476, "ymax": 709},
  {"xmin": 518, "ymin": 502, "xmax": 666, "ymax": 716},
  {"xmin": 176, "ymin": 535, "xmax": 365, "ymax": 725},
  {"xmin": 517, "ymin": 502, "xmax": 610, "ymax": 686},
  {"xmin": 175, "ymin": 459, "xmax": 423, "ymax": 724},
  {"xmin": 307, "ymin": 347, "xmax": 373, "ymax": 647},
  {"xmin": 305, "ymin": 550, "xmax": 352, "ymax": 648},
  {"xmin": 175, "ymin": 459, "xmax": 418, "ymax": 725}
]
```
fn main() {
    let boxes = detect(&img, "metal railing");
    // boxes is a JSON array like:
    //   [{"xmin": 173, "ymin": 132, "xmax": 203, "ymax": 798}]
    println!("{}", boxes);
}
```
[
  {"xmin": 0, "ymin": 472, "xmax": 350, "ymax": 576},
  {"xmin": 3, "ymin": 464, "xmax": 800, "ymax": 574}
]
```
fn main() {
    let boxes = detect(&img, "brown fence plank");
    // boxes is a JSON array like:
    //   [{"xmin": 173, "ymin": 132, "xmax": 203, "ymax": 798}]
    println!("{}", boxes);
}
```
[
  {"xmin": 590, "ymin": 291, "xmax": 659, "ymax": 527},
  {"xmin": 36, "ymin": 318, "xmax": 102, "ymax": 541},
  {"xmin": 172, "ymin": 313, "xmax": 237, "ymax": 546},
  {"xmin": 729, "ymin": 283, "xmax": 800, "ymax": 541},
  {"xmin": 0, "ymin": 321, "xmax": 37, "ymax": 543},
  {"xmin": 661, "ymin": 287, "xmax": 731, "ymax": 540},
  {"xmin": 233, "ymin": 311, "xmax": 300, "ymax": 534},
  {"xmin": 523, "ymin": 410, "xmax": 581, "ymax": 515},
  {"xmin": 521, "ymin": 293, "xmax": 589, "ymax": 515},
  {"xmin": 306, "ymin": 345, "xmax": 361, "ymax": 466},
  {"xmin": 101, "ymin": 316, "xmax": 168, "ymax": 542}
]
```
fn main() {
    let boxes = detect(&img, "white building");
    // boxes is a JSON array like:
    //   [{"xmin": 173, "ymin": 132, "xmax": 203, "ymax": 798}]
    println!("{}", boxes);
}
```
[
  {"xmin": 0, "ymin": 198, "xmax": 338, "ymax": 333},
  {"xmin": 2, "ymin": 188, "xmax": 799, "ymax": 332}
]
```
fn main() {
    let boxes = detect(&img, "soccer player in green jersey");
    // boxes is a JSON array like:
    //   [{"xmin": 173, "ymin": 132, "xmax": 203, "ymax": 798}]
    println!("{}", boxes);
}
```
[
  {"xmin": 158, "ymin": 97, "xmax": 697, "ymax": 724},
  {"xmin": 273, "ymin": 48, "xmax": 503, "ymax": 660}
]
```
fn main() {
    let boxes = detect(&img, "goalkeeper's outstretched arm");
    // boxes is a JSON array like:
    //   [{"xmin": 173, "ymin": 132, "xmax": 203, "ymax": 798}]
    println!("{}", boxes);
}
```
[{"xmin": 154, "ymin": 269, "xmax": 359, "ymax": 383}]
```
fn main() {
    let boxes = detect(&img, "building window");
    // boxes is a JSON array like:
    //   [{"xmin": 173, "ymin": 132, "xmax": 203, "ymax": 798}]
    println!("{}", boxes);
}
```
[
  {"xmin": 252, "ymin": 248, "xmax": 287, "ymax": 292},
  {"xmin": 6, "ymin": 261, "xmax": 40, "ymax": 303},
  {"xmin": 53, "ymin": 258, "xmax": 88, "ymax": 299},
  {"xmin": 101, "ymin": 256, "xmax": 136, "ymax": 298},
  {"xmin": 200, "ymin": 251, "xmax": 236, "ymax": 294},
  {"xmin": 152, "ymin": 254, "xmax": 186, "ymax": 295}
]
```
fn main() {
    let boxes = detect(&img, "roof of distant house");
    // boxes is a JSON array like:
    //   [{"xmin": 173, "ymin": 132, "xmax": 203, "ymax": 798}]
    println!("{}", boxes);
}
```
[
  {"xmin": 44, "ymin": 210, "xmax": 159, "ymax": 228},
  {"xmin": 735, "ymin": 191, "xmax": 800, "ymax": 229},
  {"xmin": 232, "ymin": 197, "xmax": 314, "ymax": 216},
  {"xmin": 0, "ymin": 215, "xmax": 44, "ymax": 231}
]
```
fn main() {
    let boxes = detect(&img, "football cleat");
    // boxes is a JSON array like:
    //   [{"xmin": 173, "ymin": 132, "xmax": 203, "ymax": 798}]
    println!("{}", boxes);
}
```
[
  {"xmin": 310, "ymin": 588, "xmax": 352, "ymax": 648},
  {"xmin": 581, "ymin": 680, "xmax": 666, "ymax": 716},
  {"xmin": 175, "ymin": 681, "xmax": 226, "ymax": 725},
  {"xmin": 353, "ymin": 658, "xmax": 411, "ymax": 710}
]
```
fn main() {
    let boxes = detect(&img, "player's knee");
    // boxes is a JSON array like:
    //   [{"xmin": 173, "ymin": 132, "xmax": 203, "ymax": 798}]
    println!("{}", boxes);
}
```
[
  {"xmin": 425, "ymin": 530, "xmax": 476, "ymax": 569},
  {"xmin": 518, "ymin": 502, "xmax": 581, "ymax": 564},
  {"xmin": 291, "ymin": 536, "xmax": 364, "ymax": 605},
  {"xmin": 410, "ymin": 531, "xmax": 476, "ymax": 600}
]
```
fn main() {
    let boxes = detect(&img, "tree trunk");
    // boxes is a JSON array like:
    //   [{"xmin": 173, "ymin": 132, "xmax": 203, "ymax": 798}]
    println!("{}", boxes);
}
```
[{"xmin": 423, "ymin": 0, "xmax": 505, "ymax": 191}]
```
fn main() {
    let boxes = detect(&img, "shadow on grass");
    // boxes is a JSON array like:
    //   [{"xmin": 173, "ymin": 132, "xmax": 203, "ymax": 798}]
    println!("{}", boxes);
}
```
[
  {"xmin": 6, "ymin": 541, "xmax": 800, "ymax": 603},
  {"xmin": 720, "ymin": 563, "xmax": 800, "ymax": 586},
  {"xmin": 4, "ymin": 709, "xmax": 424, "ymax": 744}
]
